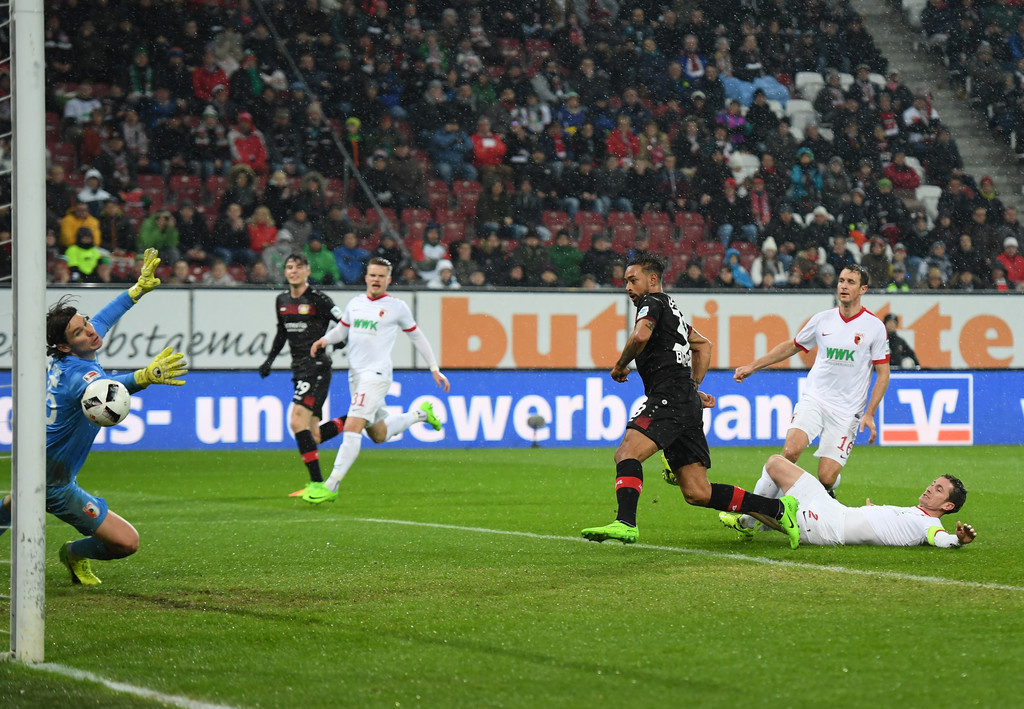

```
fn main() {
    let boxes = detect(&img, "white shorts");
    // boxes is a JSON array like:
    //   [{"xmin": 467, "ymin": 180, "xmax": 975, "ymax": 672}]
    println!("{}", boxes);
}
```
[
  {"xmin": 347, "ymin": 370, "xmax": 392, "ymax": 426},
  {"xmin": 788, "ymin": 472, "xmax": 846, "ymax": 546},
  {"xmin": 789, "ymin": 396, "xmax": 859, "ymax": 467}
]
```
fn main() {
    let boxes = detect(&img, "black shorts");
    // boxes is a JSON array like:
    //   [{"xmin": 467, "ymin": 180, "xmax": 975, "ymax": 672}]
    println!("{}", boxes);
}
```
[
  {"xmin": 627, "ymin": 378, "xmax": 712, "ymax": 471},
  {"xmin": 292, "ymin": 368, "xmax": 332, "ymax": 419}
]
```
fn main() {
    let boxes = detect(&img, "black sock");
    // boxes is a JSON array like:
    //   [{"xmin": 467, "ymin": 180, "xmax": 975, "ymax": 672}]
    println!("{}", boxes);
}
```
[
  {"xmin": 614, "ymin": 459, "xmax": 644, "ymax": 527},
  {"xmin": 296, "ymin": 429, "xmax": 322, "ymax": 483},
  {"xmin": 318, "ymin": 416, "xmax": 346, "ymax": 443},
  {"xmin": 708, "ymin": 483, "xmax": 784, "ymax": 519}
]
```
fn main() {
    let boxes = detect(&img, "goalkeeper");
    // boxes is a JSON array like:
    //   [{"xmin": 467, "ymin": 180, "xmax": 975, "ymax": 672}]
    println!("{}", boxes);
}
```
[{"xmin": 0, "ymin": 249, "xmax": 188, "ymax": 586}]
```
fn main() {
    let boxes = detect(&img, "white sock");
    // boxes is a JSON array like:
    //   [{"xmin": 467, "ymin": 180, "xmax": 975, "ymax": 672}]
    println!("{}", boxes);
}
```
[
  {"xmin": 739, "ymin": 466, "xmax": 781, "ymax": 529},
  {"xmin": 325, "ymin": 432, "xmax": 362, "ymax": 492},
  {"xmin": 751, "ymin": 466, "xmax": 782, "ymax": 498},
  {"xmin": 826, "ymin": 473, "xmax": 842, "ymax": 493},
  {"xmin": 385, "ymin": 410, "xmax": 421, "ymax": 440}
]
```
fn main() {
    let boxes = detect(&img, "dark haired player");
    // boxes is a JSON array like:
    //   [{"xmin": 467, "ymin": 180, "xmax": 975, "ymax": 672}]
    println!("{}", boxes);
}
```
[
  {"xmin": 581, "ymin": 252, "xmax": 802, "ymax": 548},
  {"xmin": 0, "ymin": 249, "xmax": 189, "ymax": 585},
  {"xmin": 749, "ymin": 455, "xmax": 975, "ymax": 548},
  {"xmin": 725, "ymin": 265, "xmax": 889, "ymax": 537},
  {"xmin": 258, "ymin": 253, "xmax": 347, "ymax": 499}
]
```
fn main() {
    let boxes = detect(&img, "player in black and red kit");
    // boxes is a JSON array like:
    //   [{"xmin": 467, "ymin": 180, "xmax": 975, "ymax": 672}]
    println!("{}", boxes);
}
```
[
  {"xmin": 581, "ymin": 252, "xmax": 802, "ymax": 548},
  {"xmin": 258, "ymin": 254, "xmax": 346, "ymax": 498}
]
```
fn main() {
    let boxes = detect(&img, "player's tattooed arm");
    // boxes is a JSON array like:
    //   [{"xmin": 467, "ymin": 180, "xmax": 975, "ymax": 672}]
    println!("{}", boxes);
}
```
[{"xmin": 611, "ymin": 319, "xmax": 654, "ymax": 382}]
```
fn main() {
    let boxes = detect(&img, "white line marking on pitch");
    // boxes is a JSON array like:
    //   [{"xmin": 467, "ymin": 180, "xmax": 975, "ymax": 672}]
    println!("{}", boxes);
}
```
[
  {"xmin": 356, "ymin": 517, "xmax": 1024, "ymax": 593},
  {"xmin": 31, "ymin": 663, "xmax": 243, "ymax": 709}
]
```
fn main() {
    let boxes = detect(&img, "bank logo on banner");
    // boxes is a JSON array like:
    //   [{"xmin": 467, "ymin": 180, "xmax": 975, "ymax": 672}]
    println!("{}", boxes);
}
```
[{"xmin": 879, "ymin": 373, "xmax": 973, "ymax": 445}]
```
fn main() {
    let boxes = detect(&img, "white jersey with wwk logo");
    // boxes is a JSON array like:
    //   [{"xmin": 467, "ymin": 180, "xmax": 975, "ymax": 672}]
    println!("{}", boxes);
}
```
[
  {"xmin": 793, "ymin": 307, "xmax": 889, "ymax": 419},
  {"xmin": 340, "ymin": 293, "xmax": 417, "ymax": 376}
]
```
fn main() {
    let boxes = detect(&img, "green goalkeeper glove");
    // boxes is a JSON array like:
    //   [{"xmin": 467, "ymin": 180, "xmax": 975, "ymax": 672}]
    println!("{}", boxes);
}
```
[
  {"xmin": 128, "ymin": 248, "xmax": 162, "ymax": 302},
  {"xmin": 134, "ymin": 346, "xmax": 189, "ymax": 387}
]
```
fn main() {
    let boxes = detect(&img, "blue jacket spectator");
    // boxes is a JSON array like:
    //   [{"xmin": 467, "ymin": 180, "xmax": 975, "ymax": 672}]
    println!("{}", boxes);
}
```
[
  {"xmin": 428, "ymin": 120, "xmax": 478, "ymax": 186},
  {"xmin": 333, "ymin": 232, "xmax": 370, "ymax": 285}
]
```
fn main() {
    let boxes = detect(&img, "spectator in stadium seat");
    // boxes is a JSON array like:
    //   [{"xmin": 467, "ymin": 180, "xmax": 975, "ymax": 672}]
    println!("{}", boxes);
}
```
[
  {"xmin": 47, "ymin": 166, "xmax": 76, "ymax": 228},
  {"xmin": 227, "ymin": 111, "xmax": 269, "ymax": 177},
  {"xmin": 247, "ymin": 206, "xmax": 278, "ymax": 257},
  {"xmin": 513, "ymin": 231, "xmax": 549, "ymax": 285},
  {"xmin": 76, "ymin": 169, "xmax": 113, "ymax": 218},
  {"xmin": 861, "ymin": 236, "xmax": 893, "ymax": 290},
  {"xmin": 594, "ymin": 154, "xmax": 633, "ymax": 216},
  {"xmin": 97, "ymin": 198, "xmax": 134, "ymax": 256},
  {"xmin": 548, "ymin": 230, "xmax": 583, "ymax": 287},
  {"xmin": 883, "ymin": 150, "xmax": 921, "ymax": 193},
  {"xmin": 471, "ymin": 117, "xmax": 511, "ymax": 186},
  {"xmin": 293, "ymin": 172, "xmax": 329, "ymax": 222},
  {"xmin": 333, "ymin": 231, "xmax": 370, "ymax": 286},
  {"xmin": 194, "ymin": 107, "xmax": 233, "ymax": 182},
  {"xmin": 212, "ymin": 202, "xmax": 256, "ymax": 266},
  {"xmin": 149, "ymin": 109, "xmax": 196, "ymax": 178},
  {"xmin": 426, "ymin": 258, "xmax": 460, "ymax": 289},
  {"xmin": 200, "ymin": 257, "xmax": 239, "ymax": 287},
  {"xmin": 997, "ymin": 236, "xmax": 1024, "ymax": 285},
  {"xmin": 964, "ymin": 203, "xmax": 1001, "ymax": 265},
  {"xmin": 174, "ymin": 201, "xmax": 211, "ymax": 266},
  {"xmin": 673, "ymin": 259, "xmax": 708, "ymax": 289},
  {"xmin": 475, "ymin": 179, "xmax": 513, "ymax": 236},
  {"xmin": 386, "ymin": 140, "xmax": 429, "ymax": 212},
  {"xmin": 220, "ymin": 163, "xmax": 260, "ymax": 218},
  {"xmin": 266, "ymin": 107, "xmax": 306, "ymax": 177},
  {"xmin": 950, "ymin": 232, "xmax": 989, "ymax": 283},
  {"xmin": 60, "ymin": 202, "xmax": 101, "ymax": 250},
  {"xmin": 580, "ymin": 233, "xmax": 622, "ymax": 286},
  {"xmin": 65, "ymin": 227, "xmax": 103, "ymax": 281},
  {"xmin": 137, "ymin": 210, "xmax": 180, "ymax": 265},
  {"xmin": 429, "ymin": 117, "xmax": 478, "ymax": 186},
  {"xmin": 193, "ymin": 49, "xmax": 230, "ymax": 105}
]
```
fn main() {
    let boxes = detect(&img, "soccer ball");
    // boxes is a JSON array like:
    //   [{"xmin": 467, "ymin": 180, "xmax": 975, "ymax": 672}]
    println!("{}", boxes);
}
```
[{"xmin": 81, "ymin": 379, "xmax": 131, "ymax": 427}]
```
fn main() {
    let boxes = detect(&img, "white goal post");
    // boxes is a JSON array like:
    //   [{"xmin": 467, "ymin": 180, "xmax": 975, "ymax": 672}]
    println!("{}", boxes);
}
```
[{"xmin": 5, "ymin": 0, "xmax": 48, "ymax": 664}]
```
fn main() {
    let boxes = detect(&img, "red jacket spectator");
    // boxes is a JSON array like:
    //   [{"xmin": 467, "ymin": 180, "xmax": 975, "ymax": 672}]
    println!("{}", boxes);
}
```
[
  {"xmin": 997, "ymin": 237, "xmax": 1024, "ymax": 284},
  {"xmin": 471, "ymin": 125, "xmax": 507, "ymax": 168},
  {"xmin": 227, "ymin": 112, "xmax": 269, "ymax": 175},
  {"xmin": 193, "ymin": 52, "xmax": 230, "ymax": 103},
  {"xmin": 605, "ymin": 117, "xmax": 640, "ymax": 165},
  {"xmin": 883, "ymin": 152, "xmax": 921, "ymax": 191}
]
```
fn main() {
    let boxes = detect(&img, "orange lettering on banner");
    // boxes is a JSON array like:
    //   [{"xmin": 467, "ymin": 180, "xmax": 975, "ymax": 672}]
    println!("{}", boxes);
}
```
[
  {"xmin": 910, "ymin": 304, "xmax": 951, "ymax": 368},
  {"xmin": 511, "ymin": 314, "xmax": 577, "ymax": 367},
  {"xmin": 729, "ymin": 314, "xmax": 792, "ymax": 367},
  {"xmin": 442, "ymin": 297, "xmax": 507, "ymax": 367},
  {"xmin": 960, "ymin": 315, "xmax": 1013, "ymax": 368},
  {"xmin": 584, "ymin": 303, "xmax": 626, "ymax": 367},
  {"xmin": 691, "ymin": 299, "xmax": 719, "ymax": 368}
]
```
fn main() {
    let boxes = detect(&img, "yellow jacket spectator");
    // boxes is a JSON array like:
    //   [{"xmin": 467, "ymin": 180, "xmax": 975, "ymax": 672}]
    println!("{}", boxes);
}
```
[{"xmin": 59, "ymin": 203, "xmax": 100, "ymax": 249}]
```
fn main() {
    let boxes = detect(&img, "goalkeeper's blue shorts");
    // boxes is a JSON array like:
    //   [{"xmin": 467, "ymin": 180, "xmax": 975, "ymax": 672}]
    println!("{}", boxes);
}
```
[{"xmin": 46, "ymin": 482, "xmax": 109, "ymax": 535}]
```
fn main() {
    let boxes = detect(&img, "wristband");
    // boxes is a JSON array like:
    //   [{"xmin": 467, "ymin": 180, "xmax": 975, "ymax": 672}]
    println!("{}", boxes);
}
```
[{"xmin": 430, "ymin": 366, "xmax": 440, "ymax": 373}]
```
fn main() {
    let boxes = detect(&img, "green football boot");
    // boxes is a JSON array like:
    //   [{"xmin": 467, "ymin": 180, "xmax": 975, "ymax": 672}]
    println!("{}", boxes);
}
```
[
  {"xmin": 778, "ymin": 495, "xmax": 801, "ymax": 549},
  {"xmin": 419, "ymin": 401, "xmax": 442, "ymax": 431},
  {"xmin": 661, "ymin": 452, "xmax": 678, "ymax": 486},
  {"xmin": 59, "ymin": 542, "xmax": 102, "ymax": 586},
  {"xmin": 301, "ymin": 481, "xmax": 338, "ymax": 504},
  {"xmin": 719, "ymin": 511, "xmax": 755, "ymax": 541},
  {"xmin": 581, "ymin": 520, "xmax": 639, "ymax": 544}
]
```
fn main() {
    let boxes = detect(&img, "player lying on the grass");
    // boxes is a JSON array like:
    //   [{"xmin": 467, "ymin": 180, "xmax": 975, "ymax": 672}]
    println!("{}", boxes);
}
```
[
  {"xmin": 581, "ymin": 252, "xmax": 801, "ymax": 549},
  {"xmin": 0, "ymin": 249, "xmax": 189, "ymax": 586},
  {"xmin": 720, "ymin": 455, "xmax": 976, "ymax": 547}
]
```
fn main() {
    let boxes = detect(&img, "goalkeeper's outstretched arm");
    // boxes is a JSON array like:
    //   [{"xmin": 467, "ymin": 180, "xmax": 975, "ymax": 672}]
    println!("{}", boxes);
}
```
[{"xmin": 134, "ymin": 347, "xmax": 189, "ymax": 388}]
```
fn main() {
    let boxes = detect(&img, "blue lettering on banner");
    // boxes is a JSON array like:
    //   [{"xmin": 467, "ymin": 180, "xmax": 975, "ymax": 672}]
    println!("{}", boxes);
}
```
[{"xmin": 0, "ymin": 371, "xmax": 1020, "ymax": 450}]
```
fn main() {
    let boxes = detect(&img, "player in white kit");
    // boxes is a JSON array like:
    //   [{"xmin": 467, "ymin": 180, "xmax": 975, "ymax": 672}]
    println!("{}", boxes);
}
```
[
  {"xmin": 302, "ymin": 257, "xmax": 451, "ymax": 503},
  {"xmin": 722, "ymin": 265, "xmax": 890, "ymax": 535},
  {"xmin": 750, "ymin": 455, "xmax": 975, "ymax": 548}
]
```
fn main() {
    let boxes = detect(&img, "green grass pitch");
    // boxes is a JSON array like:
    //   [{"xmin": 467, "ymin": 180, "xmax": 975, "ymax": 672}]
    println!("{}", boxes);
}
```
[{"xmin": 2, "ymin": 444, "xmax": 1024, "ymax": 708}]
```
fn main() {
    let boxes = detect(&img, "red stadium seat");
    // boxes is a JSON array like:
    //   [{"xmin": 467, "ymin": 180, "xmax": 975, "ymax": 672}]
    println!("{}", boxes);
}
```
[
  {"xmin": 441, "ymin": 221, "xmax": 466, "ymax": 244},
  {"xmin": 606, "ymin": 210, "xmax": 637, "ymax": 227},
  {"xmin": 645, "ymin": 223, "xmax": 672, "ymax": 251},
  {"xmin": 136, "ymin": 174, "xmax": 165, "ymax": 192},
  {"xmin": 170, "ymin": 174, "xmax": 203, "ymax": 205},
  {"xmin": 401, "ymin": 208, "xmax": 432, "ymax": 225},
  {"xmin": 676, "ymin": 211, "xmax": 706, "ymax": 248},
  {"xmin": 577, "ymin": 222, "xmax": 605, "ymax": 252},
  {"xmin": 541, "ymin": 210, "xmax": 570, "ymax": 236},
  {"xmin": 611, "ymin": 224, "xmax": 637, "ymax": 252}
]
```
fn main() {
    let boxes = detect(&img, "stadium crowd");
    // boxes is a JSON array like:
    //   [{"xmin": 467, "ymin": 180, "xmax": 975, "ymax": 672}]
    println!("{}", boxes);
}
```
[{"xmin": 24, "ymin": 0, "xmax": 1024, "ymax": 292}]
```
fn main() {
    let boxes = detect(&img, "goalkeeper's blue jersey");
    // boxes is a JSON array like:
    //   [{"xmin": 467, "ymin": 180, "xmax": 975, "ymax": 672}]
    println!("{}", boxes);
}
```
[{"xmin": 46, "ymin": 291, "xmax": 143, "ymax": 489}]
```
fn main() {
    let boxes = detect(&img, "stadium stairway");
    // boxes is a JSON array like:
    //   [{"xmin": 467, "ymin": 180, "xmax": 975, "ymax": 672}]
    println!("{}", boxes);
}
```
[{"xmin": 855, "ymin": 0, "xmax": 1024, "ymax": 211}]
